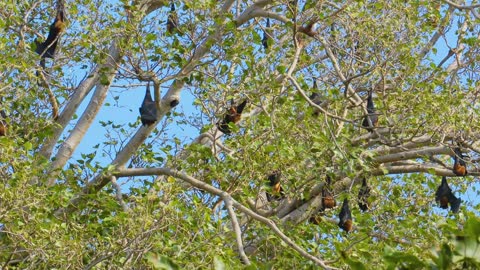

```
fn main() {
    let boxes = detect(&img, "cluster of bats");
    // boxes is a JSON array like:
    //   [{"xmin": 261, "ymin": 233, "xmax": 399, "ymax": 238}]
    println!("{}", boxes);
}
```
[
  {"xmin": 267, "ymin": 151, "xmax": 466, "ymax": 233},
  {"xmin": 29, "ymin": 1, "xmax": 244, "ymax": 131},
  {"xmin": 264, "ymin": 91, "xmax": 467, "ymax": 233},
  {"xmin": 31, "ymin": 1, "xmax": 180, "ymax": 128},
  {"xmin": 27, "ymin": 3, "xmax": 469, "ymax": 227},
  {"xmin": 0, "ymin": 0, "xmax": 68, "ymax": 136}
]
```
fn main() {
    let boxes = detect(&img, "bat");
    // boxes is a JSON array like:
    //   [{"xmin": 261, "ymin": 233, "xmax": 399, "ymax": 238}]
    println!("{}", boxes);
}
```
[
  {"xmin": 435, "ymin": 176, "xmax": 451, "ymax": 209},
  {"xmin": 166, "ymin": 2, "xmax": 178, "ymax": 34},
  {"xmin": 357, "ymin": 178, "xmax": 371, "ymax": 211},
  {"xmin": 338, "ymin": 198, "xmax": 353, "ymax": 232},
  {"xmin": 435, "ymin": 176, "xmax": 461, "ymax": 213},
  {"xmin": 217, "ymin": 99, "xmax": 247, "ymax": 134},
  {"xmin": 310, "ymin": 78, "xmax": 322, "ymax": 116},
  {"xmin": 322, "ymin": 175, "xmax": 336, "ymax": 209},
  {"xmin": 139, "ymin": 83, "xmax": 158, "ymax": 126},
  {"xmin": 266, "ymin": 171, "xmax": 284, "ymax": 202},
  {"xmin": 262, "ymin": 18, "xmax": 272, "ymax": 49},
  {"xmin": 298, "ymin": 21, "xmax": 319, "ymax": 37},
  {"xmin": 452, "ymin": 147, "xmax": 467, "ymax": 176},
  {"xmin": 361, "ymin": 91, "xmax": 378, "ymax": 132},
  {"xmin": 35, "ymin": 4, "xmax": 65, "ymax": 67}
]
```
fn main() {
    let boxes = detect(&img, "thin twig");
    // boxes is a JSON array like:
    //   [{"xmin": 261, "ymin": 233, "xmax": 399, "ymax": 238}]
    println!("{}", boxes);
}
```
[{"xmin": 111, "ymin": 176, "xmax": 129, "ymax": 211}]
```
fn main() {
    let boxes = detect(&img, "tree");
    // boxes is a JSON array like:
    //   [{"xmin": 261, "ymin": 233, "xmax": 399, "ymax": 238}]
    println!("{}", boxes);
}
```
[{"xmin": 1, "ymin": 0, "xmax": 479, "ymax": 269}]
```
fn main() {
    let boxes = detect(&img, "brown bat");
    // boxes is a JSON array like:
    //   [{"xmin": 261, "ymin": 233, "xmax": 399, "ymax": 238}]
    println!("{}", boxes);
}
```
[
  {"xmin": 322, "ymin": 175, "xmax": 336, "ymax": 209},
  {"xmin": 435, "ymin": 176, "xmax": 461, "ymax": 213},
  {"xmin": 217, "ymin": 100, "xmax": 247, "ymax": 134},
  {"xmin": 35, "ymin": 3, "xmax": 66, "ymax": 68},
  {"xmin": 338, "ymin": 198, "xmax": 353, "ymax": 232},
  {"xmin": 452, "ymin": 147, "xmax": 467, "ymax": 176},
  {"xmin": 266, "ymin": 171, "xmax": 284, "ymax": 202}
]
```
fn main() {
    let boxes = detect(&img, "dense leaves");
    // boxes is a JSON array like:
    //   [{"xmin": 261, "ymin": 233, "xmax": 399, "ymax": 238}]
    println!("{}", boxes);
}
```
[{"xmin": 0, "ymin": 0, "xmax": 479, "ymax": 269}]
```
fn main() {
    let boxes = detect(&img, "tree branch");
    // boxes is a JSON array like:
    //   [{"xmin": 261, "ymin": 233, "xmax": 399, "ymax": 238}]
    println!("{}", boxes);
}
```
[
  {"xmin": 114, "ymin": 168, "xmax": 336, "ymax": 269},
  {"xmin": 224, "ymin": 197, "xmax": 250, "ymax": 265}
]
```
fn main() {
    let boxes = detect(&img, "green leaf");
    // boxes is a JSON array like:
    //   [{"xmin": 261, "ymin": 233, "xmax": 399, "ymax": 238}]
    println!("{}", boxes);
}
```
[{"xmin": 146, "ymin": 253, "xmax": 179, "ymax": 270}]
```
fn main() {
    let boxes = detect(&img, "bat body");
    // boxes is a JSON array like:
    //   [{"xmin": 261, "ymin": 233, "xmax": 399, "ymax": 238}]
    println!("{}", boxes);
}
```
[
  {"xmin": 35, "ymin": 10, "xmax": 65, "ymax": 62},
  {"xmin": 361, "ymin": 91, "xmax": 378, "ymax": 132},
  {"xmin": 358, "ymin": 178, "xmax": 371, "ymax": 211},
  {"xmin": 452, "ymin": 147, "xmax": 467, "ymax": 176},
  {"xmin": 166, "ymin": 2, "xmax": 178, "ymax": 34},
  {"xmin": 262, "ymin": 18, "xmax": 272, "ymax": 49},
  {"xmin": 322, "ymin": 176, "xmax": 336, "ymax": 209},
  {"xmin": 217, "ymin": 100, "xmax": 247, "ymax": 134},
  {"xmin": 310, "ymin": 79, "xmax": 322, "ymax": 116},
  {"xmin": 139, "ymin": 84, "xmax": 158, "ymax": 126},
  {"xmin": 266, "ymin": 171, "xmax": 284, "ymax": 202},
  {"xmin": 435, "ymin": 176, "xmax": 461, "ymax": 213},
  {"xmin": 338, "ymin": 198, "xmax": 353, "ymax": 232}
]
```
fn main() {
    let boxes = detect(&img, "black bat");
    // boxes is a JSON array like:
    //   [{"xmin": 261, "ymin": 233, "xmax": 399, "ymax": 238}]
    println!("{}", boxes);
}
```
[
  {"xmin": 310, "ymin": 78, "xmax": 322, "ymax": 116},
  {"xmin": 435, "ymin": 176, "xmax": 461, "ymax": 213},
  {"xmin": 217, "ymin": 99, "xmax": 247, "ymax": 134},
  {"xmin": 358, "ymin": 178, "xmax": 371, "ymax": 211},
  {"xmin": 139, "ymin": 83, "xmax": 158, "ymax": 126},
  {"xmin": 166, "ymin": 2, "xmax": 178, "ymax": 34},
  {"xmin": 35, "ymin": 7, "xmax": 65, "ymax": 67},
  {"xmin": 338, "ymin": 198, "xmax": 353, "ymax": 232},
  {"xmin": 266, "ymin": 171, "xmax": 284, "ymax": 202},
  {"xmin": 361, "ymin": 91, "xmax": 378, "ymax": 132},
  {"xmin": 435, "ymin": 176, "xmax": 450, "ymax": 209},
  {"xmin": 452, "ymin": 147, "xmax": 467, "ymax": 176},
  {"xmin": 262, "ymin": 18, "xmax": 271, "ymax": 49}
]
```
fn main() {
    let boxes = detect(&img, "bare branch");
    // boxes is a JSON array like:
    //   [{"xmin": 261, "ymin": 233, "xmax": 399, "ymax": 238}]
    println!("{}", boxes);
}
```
[
  {"xmin": 111, "ymin": 176, "xmax": 129, "ymax": 212},
  {"xmin": 224, "ymin": 197, "xmax": 250, "ymax": 265},
  {"xmin": 442, "ymin": 0, "xmax": 480, "ymax": 9}
]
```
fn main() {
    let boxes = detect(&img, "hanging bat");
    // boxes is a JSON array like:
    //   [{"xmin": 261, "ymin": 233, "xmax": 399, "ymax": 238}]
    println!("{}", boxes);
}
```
[
  {"xmin": 322, "ymin": 175, "xmax": 336, "ymax": 209},
  {"xmin": 357, "ymin": 178, "xmax": 371, "ymax": 211},
  {"xmin": 435, "ymin": 176, "xmax": 451, "ymax": 209},
  {"xmin": 452, "ymin": 147, "xmax": 467, "ymax": 176},
  {"xmin": 361, "ymin": 91, "xmax": 378, "ymax": 132},
  {"xmin": 262, "ymin": 18, "xmax": 272, "ymax": 49},
  {"xmin": 139, "ymin": 83, "xmax": 158, "ymax": 126},
  {"xmin": 35, "ymin": 3, "xmax": 66, "ymax": 68},
  {"xmin": 298, "ymin": 20, "xmax": 319, "ymax": 37},
  {"xmin": 338, "ymin": 198, "xmax": 353, "ymax": 232},
  {"xmin": 266, "ymin": 171, "xmax": 284, "ymax": 202},
  {"xmin": 217, "ymin": 99, "xmax": 247, "ymax": 134},
  {"xmin": 310, "ymin": 78, "xmax": 322, "ymax": 116},
  {"xmin": 0, "ymin": 110, "xmax": 7, "ymax": 136},
  {"xmin": 166, "ymin": 2, "xmax": 178, "ymax": 34},
  {"xmin": 435, "ymin": 176, "xmax": 461, "ymax": 213}
]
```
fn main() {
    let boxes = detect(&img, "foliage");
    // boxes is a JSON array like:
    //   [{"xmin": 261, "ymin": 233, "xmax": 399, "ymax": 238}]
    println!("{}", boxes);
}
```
[{"xmin": 0, "ymin": 0, "xmax": 479, "ymax": 269}]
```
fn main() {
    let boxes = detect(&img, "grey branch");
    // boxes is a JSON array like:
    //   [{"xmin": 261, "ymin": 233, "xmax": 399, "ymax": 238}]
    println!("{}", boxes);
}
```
[{"xmin": 115, "ymin": 168, "xmax": 336, "ymax": 269}]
